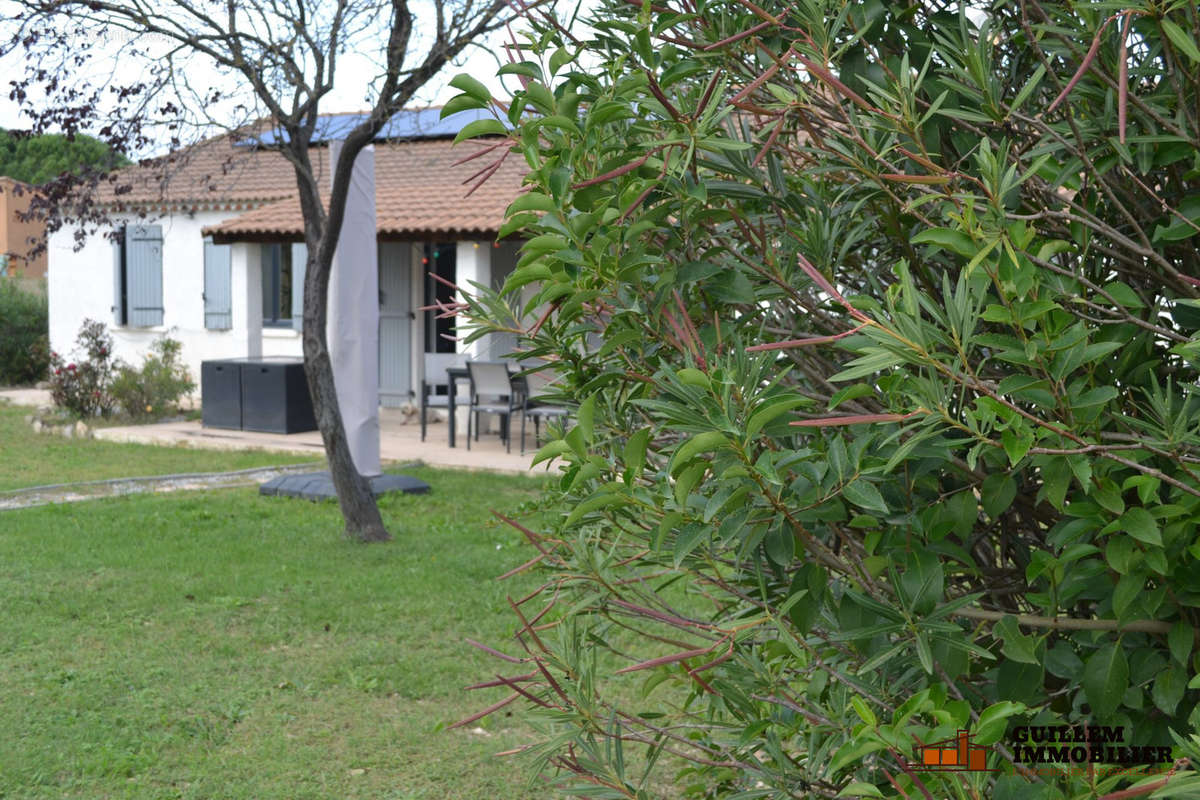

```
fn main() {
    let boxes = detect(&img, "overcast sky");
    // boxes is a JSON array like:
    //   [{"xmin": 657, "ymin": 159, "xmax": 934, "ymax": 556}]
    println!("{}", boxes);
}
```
[{"xmin": 0, "ymin": 5, "xmax": 565, "ymax": 157}]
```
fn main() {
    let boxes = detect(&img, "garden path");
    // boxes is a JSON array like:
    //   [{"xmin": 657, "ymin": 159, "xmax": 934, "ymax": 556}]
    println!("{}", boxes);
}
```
[{"xmin": 0, "ymin": 462, "xmax": 326, "ymax": 510}]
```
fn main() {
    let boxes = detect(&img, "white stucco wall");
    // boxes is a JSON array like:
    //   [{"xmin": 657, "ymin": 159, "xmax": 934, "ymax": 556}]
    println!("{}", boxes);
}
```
[
  {"xmin": 48, "ymin": 211, "xmax": 302, "ymax": 390},
  {"xmin": 48, "ymin": 214, "xmax": 502, "ymax": 408},
  {"xmin": 455, "ymin": 239, "xmax": 522, "ymax": 361}
]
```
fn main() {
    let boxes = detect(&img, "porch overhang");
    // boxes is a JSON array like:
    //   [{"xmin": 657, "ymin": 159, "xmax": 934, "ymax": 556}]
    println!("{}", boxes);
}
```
[{"xmin": 208, "ymin": 228, "xmax": 506, "ymax": 246}]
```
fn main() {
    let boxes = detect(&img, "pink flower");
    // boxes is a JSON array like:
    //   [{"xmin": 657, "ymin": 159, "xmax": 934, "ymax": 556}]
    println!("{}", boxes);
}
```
[
  {"xmin": 54, "ymin": 369, "xmax": 61, "ymax": 375},
  {"xmin": 67, "ymin": 363, "xmax": 76, "ymax": 371}
]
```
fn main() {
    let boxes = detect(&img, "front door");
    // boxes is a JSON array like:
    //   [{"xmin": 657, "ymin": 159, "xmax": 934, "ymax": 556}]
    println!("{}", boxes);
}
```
[{"xmin": 378, "ymin": 242, "xmax": 413, "ymax": 407}]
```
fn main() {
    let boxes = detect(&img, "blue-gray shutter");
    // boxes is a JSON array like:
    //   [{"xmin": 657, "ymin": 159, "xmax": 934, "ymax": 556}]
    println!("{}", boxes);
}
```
[
  {"xmin": 291, "ymin": 242, "xmax": 307, "ymax": 331},
  {"xmin": 125, "ymin": 224, "xmax": 163, "ymax": 326},
  {"xmin": 112, "ymin": 228, "xmax": 126, "ymax": 325},
  {"xmin": 203, "ymin": 237, "xmax": 232, "ymax": 329}
]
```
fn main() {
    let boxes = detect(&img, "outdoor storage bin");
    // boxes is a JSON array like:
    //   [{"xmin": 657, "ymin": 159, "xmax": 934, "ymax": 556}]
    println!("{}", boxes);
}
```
[
  {"xmin": 201, "ymin": 357, "xmax": 317, "ymax": 434},
  {"xmin": 200, "ymin": 359, "xmax": 244, "ymax": 430},
  {"xmin": 239, "ymin": 358, "xmax": 317, "ymax": 434}
]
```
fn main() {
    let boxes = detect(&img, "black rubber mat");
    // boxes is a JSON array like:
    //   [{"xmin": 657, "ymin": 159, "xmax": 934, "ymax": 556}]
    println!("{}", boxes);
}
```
[{"xmin": 259, "ymin": 471, "xmax": 431, "ymax": 501}]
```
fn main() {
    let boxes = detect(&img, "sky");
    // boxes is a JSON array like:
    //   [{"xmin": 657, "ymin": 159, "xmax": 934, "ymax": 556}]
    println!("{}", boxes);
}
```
[{"xmin": 0, "ymin": 3, "xmax": 568, "ymax": 157}]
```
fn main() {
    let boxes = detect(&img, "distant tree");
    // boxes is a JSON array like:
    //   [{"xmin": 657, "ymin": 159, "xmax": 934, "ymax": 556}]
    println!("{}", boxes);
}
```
[
  {"xmin": 0, "ymin": 129, "xmax": 128, "ymax": 185},
  {"xmin": 3, "ymin": 0, "xmax": 512, "ymax": 542}
]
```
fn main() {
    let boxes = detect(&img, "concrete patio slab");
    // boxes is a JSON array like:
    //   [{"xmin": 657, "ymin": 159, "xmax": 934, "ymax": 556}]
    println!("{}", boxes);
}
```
[{"xmin": 91, "ymin": 408, "xmax": 548, "ymax": 475}]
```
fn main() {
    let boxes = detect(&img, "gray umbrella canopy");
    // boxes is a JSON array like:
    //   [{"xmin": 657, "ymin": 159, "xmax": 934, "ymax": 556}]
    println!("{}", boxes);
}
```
[{"xmin": 328, "ymin": 140, "xmax": 381, "ymax": 477}]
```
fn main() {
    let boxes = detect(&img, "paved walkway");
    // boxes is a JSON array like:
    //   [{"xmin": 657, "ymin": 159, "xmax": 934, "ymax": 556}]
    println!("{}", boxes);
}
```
[
  {"xmin": 1, "ymin": 388, "xmax": 545, "ymax": 475},
  {"xmin": 0, "ymin": 387, "xmax": 52, "ymax": 406},
  {"xmin": 93, "ymin": 413, "xmax": 539, "ymax": 474}
]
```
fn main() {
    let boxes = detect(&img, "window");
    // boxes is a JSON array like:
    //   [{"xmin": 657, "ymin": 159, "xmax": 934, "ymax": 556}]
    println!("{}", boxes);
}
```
[
  {"xmin": 112, "ymin": 224, "xmax": 164, "ymax": 327},
  {"xmin": 261, "ymin": 243, "xmax": 293, "ymax": 327}
]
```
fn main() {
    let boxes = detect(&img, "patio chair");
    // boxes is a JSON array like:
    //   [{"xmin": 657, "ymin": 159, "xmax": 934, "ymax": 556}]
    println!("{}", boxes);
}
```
[
  {"xmin": 420, "ymin": 352, "xmax": 465, "ymax": 442},
  {"xmin": 519, "ymin": 369, "xmax": 569, "ymax": 455},
  {"xmin": 466, "ymin": 361, "xmax": 520, "ymax": 452}
]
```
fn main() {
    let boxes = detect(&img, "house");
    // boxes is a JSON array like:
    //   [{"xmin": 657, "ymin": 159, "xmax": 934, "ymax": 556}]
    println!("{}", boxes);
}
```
[
  {"xmin": 46, "ymin": 109, "xmax": 527, "ymax": 406},
  {"xmin": 0, "ymin": 176, "xmax": 47, "ymax": 278}
]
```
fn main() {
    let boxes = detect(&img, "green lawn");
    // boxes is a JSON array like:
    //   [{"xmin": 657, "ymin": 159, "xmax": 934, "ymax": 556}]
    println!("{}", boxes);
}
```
[
  {"xmin": 0, "ymin": 466, "xmax": 551, "ymax": 799},
  {"xmin": 0, "ymin": 402, "xmax": 321, "ymax": 491}
]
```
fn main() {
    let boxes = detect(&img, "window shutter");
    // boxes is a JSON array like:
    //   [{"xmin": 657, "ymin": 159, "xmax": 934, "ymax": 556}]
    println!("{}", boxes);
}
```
[
  {"xmin": 126, "ymin": 224, "xmax": 164, "ymax": 326},
  {"xmin": 112, "ymin": 227, "xmax": 126, "ymax": 325},
  {"xmin": 291, "ymin": 242, "xmax": 307, "ymax": 331},
  {"xmin": 203, "ymin": 237, "xmax": 232, "ymax": 329}
]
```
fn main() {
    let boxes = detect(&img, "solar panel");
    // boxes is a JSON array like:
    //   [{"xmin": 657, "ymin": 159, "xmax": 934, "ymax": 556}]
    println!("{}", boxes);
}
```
[{"xmin": 236, "ymin": 107, "xmax": 506, "ymax": 147}]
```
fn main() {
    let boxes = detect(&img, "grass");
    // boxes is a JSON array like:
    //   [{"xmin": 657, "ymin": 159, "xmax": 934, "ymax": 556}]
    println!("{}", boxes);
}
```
[
  {"xmin": 0, "ymin": 402, "xmax": 321, "ymax": 491},
  {"xmin": 0, "ymin": 466, "xmax": 552, "ymax": 799}
]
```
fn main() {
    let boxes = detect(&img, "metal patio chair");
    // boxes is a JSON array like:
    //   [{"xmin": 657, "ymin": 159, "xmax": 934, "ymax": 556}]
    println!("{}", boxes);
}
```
[
  {"xmin": 466, "ymin": 360, "xmax": 520, "ymax": 452},
  {"xmin": 519, "ymin": 369, "xmax": 569, "ymax": 455},
  {"xmin": 420, "ymin": 352, "xmax": 465, "ymax": 442}
]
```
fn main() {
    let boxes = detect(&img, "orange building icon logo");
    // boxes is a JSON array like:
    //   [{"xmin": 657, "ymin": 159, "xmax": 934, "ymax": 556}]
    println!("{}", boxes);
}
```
[{"xmin": 910, "ymin": 730, "xmax": 993, "ymax": 772}]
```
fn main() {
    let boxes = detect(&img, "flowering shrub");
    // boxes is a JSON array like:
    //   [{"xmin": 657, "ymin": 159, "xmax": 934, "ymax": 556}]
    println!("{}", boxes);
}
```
[
  {"xmin": 47, "ymin": 321, "xmax": 192, "ymax": 421},
  {"xmin": 109, "ymin": 335, "xmax": 194, "ymax": 420},
  {"xmin": 47, "ymin": 319, "xmax": 116, "ymax": 417}
]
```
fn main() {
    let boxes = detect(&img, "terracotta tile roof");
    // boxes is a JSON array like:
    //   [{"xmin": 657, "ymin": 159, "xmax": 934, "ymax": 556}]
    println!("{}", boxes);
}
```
[
  {"xmin": 202, "ymin": 137, "xmax": 526, "ymax": 241},
  {"xmin": 96, "ymin": 128, "xmax": 324, "ymax": 210},
  {"xmin": 92, "ymin": 108, "xmax": 527, "ymax": 239}
]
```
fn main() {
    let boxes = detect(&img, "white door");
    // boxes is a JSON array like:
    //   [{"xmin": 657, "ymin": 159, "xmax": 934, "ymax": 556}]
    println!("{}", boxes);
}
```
[{"xmin": 378, "ymin": 242, "xmax": 413, "ymax": 407}]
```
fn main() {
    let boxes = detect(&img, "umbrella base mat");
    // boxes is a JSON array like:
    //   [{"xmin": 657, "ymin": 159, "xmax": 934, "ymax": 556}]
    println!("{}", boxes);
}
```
[{"xmin": 259, "ymin": 471, "xmax": 430, "ymax": 501}]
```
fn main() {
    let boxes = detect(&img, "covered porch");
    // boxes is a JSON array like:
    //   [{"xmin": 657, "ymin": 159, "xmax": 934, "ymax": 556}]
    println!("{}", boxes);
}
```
[{"xmin": 214, "ymin": 236, "xmax": 523, "ymax": 407}]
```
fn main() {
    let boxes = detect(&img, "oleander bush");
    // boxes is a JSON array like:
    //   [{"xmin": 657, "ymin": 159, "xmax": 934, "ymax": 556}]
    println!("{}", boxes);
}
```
[
  {"xmin": 450, "ymin": 0, "xmax": 1200, "ymax": 798},
  {"xmin": 0, "ymin": 277, "xmax": 49, "ymax": 385}
]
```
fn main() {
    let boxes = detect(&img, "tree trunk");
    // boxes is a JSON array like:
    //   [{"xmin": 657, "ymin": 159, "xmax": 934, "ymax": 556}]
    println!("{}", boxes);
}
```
[{"xmin": 301, "ymin": 248, "xmax": 390, "ymax": 543}]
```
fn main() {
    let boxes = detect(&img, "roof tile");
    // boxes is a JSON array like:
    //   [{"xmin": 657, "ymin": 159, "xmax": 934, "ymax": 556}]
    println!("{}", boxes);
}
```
[{"xmin": 99, "ymin": 126, "xmax": 527, "ymax": 238}]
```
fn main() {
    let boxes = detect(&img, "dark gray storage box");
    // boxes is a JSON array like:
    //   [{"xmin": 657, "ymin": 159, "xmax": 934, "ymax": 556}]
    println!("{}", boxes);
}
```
[
  {"xmin": 201, "ymin": 357, "xmax": 317, "ymax": 434},
  {"xmin": 240, "ymin": 358, "xmax": 317, "ymax": 434},
  {"xmin": 201, "ymin": 359, "xmax": 244, "ymax": 430}
]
